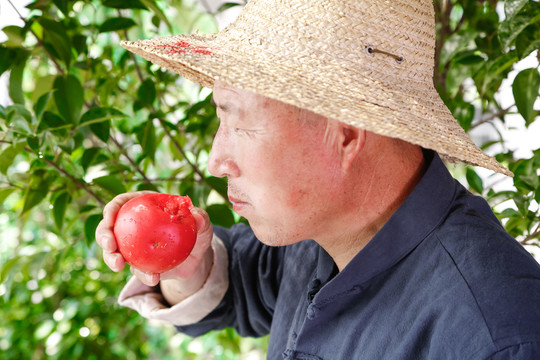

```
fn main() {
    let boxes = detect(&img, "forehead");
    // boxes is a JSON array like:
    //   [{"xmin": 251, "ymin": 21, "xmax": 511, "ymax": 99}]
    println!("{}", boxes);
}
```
[
  {"xmin": 213, "ymin": 81, "xmax": 289, "ymax": 112},
  {"xmin": 212, "ymin": 81, "xmax": 329, "ymax": 133}
]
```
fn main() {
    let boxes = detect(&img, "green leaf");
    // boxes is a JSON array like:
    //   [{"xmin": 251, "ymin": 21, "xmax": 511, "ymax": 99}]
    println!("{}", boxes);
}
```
[
  {"xmin": 446, "ymin": 55, "xmax": 484, "ymax": 96},
  {"xmin": 466, "ymin": 168, "xmax": 483, "ymax": 194},
  {"xmin": 22, "ymin": 170, "xmax": 52, "ymax": 215},
  {"xmin": 137, "ymin": 79, "xmax": 156, "ymax": 107},
  {"xmin": 1, "ymin": 26, "xmax": 25, "ymax": 47},
  {"xmin": 512, "ymin": 68, "xmax": 540, "ymax": 126},
  {"xmin": 137, "ymin": 119, "xmax": 156, "ymax": 161},
  {"xmin": 80, "ymin": 107, "xmax": 124, "ymax": 124},
  {"xmin": 206, "ymin": 204, "xmax": 235, "ymax": 228},
  {"xmin": 99, "ymin": 18, "xmax": 137, "ymax": 32},
  {"xmin": 93, "ymin": 175, "xmax": 127, "ymax": 195},
  {"xmin": 504, "ymin": 0, "xmax": 529, "ymax": 19},
  {"xmin": 52, "ymin": 0, "xmax": 69, "ymax": 16},
  {"xmin": 140, "ymin": 0, "xmax": 173, "ymax": 32},
  {"xmin": 0, "ymin": 46, "xmax": 17, "ymax": 76},
  {"xmin": 5, "ymin": 105, "xmax": 33, "ymax": 135},
  {"xmin": 81, "ymin": 147, "xmax": 101, "ymax": 171},
  {"xmin": 217, "ymin": 2, "xmax": 243, "ymax": 13},
  {"xmin": 80, "ymin": 107, "xmax": 125, "ymax": 142},
  {"xmin": 0, "ymin": 141, "xmax": 26, "ymax": 175},
  {"xmin": 102, "ymin": 0, "xmax": 147, "ymax": 9},
  {"xmin": 451, "ymin": 100, "xmax": 475, "ymax": 132},
  {"xmin": 84, "ymin": 214, "xmax": 103, "ymax": 248},
  {"xmin": 0, "ymin": 188, "xmax": 15, "ymax": 204},
  {"xmin": 478, "ymin": 52, "xmax": 518, "ymax": 96},
  {"xmin": 499, "ymin": 3, "xmax": 540, "ymax": 50},
  {"xmin": 38, "ymin": 18, "xmax": 72, "ymax": 66},
  {"xmin": 0, "ymin": 256, "xmax": 23, "ymax": 284},
  {"xmin": 7, "ymin": 104, "xmax": 33, "ymax": 123},
  {"xmin": 34, "ymin": 92, "xmax": 52, "ymax": 123},
  {"xmin": 205, "ymin": 176, "xmax": 228, "ymax": 199},
  {"xmin": 40, "ymin": 111, "xmax": 68, "ymax": 131},
  {"xmin": 72, "ymin": 34, "xmax": 88, "ymax": 55},
  {"xmin": 136, "ymin": 182, "xmax": 159, "ymax": 192},
  {"xmin": 8, "ymin": 61, "xmax": 25, "ymax": 105},
  {"xmin": 53, "ymin": 74, "xmax": 84, "ymax": 124},
  {"xmin": 53, "ymin": 191, "xmax": 70, "ymax": 230},
  {"xmin": 515, "ymin": 23, "xmax": 540, "ymax": 59},
  {"xmin": 27, "ymin": 136, "xmax": 41, "ymax": 150},
  {"xmin": 439, "ymin": 30, "xmax": 478, "ymax": 70},
  {"xmin": 499, "ymin": 208, "xmax": 520, "ymax": 218}
]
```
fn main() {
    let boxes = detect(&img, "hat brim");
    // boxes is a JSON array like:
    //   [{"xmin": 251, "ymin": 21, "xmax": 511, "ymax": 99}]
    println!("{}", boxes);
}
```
[{"xmin": 121, "ymin": 34, "xmax": 513, "ymax": 177}]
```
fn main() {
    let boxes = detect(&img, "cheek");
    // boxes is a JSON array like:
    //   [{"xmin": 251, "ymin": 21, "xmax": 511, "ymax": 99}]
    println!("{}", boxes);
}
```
[{"xmin": 272, "ymin": 148, "xmax": 336, "ymax": 210}]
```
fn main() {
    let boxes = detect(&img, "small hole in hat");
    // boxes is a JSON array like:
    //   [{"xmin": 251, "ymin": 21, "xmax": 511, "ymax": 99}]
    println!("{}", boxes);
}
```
[
  {"xmin": 366, "ymin": 46, "xmax": 375, "ymax": 55},
  {"xmin": 395, "ymin": 56, "xmax": 404, "ymax": 64}
]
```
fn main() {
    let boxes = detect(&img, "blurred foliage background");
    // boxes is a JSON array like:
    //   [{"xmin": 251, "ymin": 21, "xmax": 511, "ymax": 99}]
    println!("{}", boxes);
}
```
[{"xmin": 0, "ymin": 0, "xmax": 539, "ymax": 358}]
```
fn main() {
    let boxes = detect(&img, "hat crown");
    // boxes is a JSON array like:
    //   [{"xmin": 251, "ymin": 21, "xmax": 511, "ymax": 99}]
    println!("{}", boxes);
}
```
[
  {"xmin": 120, "ymin": 0, "xmax": 513, "ymax": 176},
  {"xmin": 220, "ymin": 0, "xmax": 436, "ymax": 84}
]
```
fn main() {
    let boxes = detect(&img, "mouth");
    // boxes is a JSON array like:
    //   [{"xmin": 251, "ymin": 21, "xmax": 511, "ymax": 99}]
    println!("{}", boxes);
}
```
[
  {"xmin": 227, "ymin": 182, "xmax": 251, "ymax": 212},
  {"xmin": 228, "ymin": 194, "xmax": 250, "ymax": 212}
]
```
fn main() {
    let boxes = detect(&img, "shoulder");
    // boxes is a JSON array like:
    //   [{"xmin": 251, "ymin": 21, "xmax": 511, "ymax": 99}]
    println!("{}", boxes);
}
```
[{"xmin": 433, "ymin": 185, "xmax": 540, "ymax": 354}]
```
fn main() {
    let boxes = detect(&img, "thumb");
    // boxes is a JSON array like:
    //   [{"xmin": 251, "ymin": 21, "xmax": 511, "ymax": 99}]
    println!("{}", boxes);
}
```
[{"xmin": 189, "ymin": 207, "xmax": 213, "ymax": 258}]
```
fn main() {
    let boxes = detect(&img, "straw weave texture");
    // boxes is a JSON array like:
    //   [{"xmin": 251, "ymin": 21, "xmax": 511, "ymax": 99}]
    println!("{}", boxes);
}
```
[{"xmin": 121, "ymin": 0, "xmax": 512, "ymax": 176}]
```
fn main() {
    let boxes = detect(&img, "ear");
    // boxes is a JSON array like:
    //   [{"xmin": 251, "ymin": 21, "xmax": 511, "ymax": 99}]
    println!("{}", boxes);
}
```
[{"xmin": 338, "ymin": 123, "xmax": 365, "ymax": 170}]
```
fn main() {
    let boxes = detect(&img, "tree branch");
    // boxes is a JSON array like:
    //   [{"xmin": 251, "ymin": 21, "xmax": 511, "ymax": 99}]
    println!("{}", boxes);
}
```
[
  {"xmin": 7, "ymin": 0, "xmax": 65, "ymax": 75},
  {"xmin": 470, "ymin": 105, "xmax": 514, "ymax": 130},
  {"xmin": 27, "ymin": 146, "xmax": 106, "ymax": 206},
  {"xmin": 109, "ymin": 134, "xmax": 152, "ymax": 184},
  {"xmin": 521, "ymin": 230, "xmax": 540, "ymax": 245},
  {"xmin": 433, "ymin": 0, "xmax": 454, "ymax": 89},
  {"xmin": 123, "ymin": 29, "xmax": 145, "ymax": 83}
]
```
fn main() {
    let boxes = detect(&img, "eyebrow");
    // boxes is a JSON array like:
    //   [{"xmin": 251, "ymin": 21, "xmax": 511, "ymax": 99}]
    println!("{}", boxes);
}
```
[{"xmin": 211, "ymin": 96, "xmax": 235, "ymax": 113}]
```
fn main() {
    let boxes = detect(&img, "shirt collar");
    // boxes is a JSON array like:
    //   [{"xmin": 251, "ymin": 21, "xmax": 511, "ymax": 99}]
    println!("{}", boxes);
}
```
[{"xmin": 315, "ymin": 150, "xmax": 459, "ymax": 297}]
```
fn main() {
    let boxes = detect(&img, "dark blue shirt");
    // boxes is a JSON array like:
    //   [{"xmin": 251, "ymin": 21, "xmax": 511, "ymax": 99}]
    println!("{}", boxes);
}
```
[{"xmin": 177, "ymin": 152, "xmax": 540, "ymax": 359}]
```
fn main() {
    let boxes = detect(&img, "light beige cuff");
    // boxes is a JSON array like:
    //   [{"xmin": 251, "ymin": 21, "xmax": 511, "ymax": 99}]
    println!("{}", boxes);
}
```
[{"xmin": 118, "ymin": 234, "xmax": 229, "ymax": 326}]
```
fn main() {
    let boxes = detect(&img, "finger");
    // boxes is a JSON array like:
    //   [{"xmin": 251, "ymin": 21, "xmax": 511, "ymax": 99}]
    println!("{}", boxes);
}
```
[
  {"xmin": 103, "ymin": 191, "xmax": 157, "ymax": 223},
  {"xmin": 103, "ymin": 252, "xmax": 125, "ymax": 272},
  {"xmin": 192, "ymin": 207, "xmax": 211, "ymax": 234},
  {"xmin": 131, "ymin": 266, "xmax": 160, "ymax": 287},
  {"xmin": 96, "ymin": 220, "xmax": 117, "ymax": 252},
  {"xmin": 190, "ymin": 208, "xmax": 213, "ymax": 257}
]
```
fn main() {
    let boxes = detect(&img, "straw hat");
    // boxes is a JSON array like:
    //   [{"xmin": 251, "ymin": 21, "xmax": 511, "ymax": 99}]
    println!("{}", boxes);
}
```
[{"xmin": 121, "ymin": 0, "xmax": 513, "ymax": 177}]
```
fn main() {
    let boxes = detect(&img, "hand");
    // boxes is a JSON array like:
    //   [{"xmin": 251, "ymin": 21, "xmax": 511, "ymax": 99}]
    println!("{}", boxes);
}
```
[{"xmin": 95, "ymin": 191, "xmax": 214, "ymax": 288}]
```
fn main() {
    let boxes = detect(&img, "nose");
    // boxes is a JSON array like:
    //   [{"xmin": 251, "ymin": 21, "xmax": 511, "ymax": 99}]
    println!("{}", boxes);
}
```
[{"xmin": 208, "ymin": 125, "xmax": 240, "ymax": 178}]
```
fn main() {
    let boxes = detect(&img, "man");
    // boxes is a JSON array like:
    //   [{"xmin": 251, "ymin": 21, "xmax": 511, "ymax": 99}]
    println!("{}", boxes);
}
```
[{"xmin": 96, "ymin": 0, "xmax": 540, "ymax": 358}]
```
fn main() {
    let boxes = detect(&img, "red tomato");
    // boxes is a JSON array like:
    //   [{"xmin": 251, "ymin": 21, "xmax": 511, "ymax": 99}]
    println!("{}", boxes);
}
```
[{"xmin": 113, "ymin": 193, "xmax": 197, "ymax": 273}]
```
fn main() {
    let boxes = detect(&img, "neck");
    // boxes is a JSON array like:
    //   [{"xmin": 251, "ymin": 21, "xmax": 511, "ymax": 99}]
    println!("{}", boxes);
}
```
[{"xmin": 318, "ymin": 145, "xmax": 426, "ymax": 271}]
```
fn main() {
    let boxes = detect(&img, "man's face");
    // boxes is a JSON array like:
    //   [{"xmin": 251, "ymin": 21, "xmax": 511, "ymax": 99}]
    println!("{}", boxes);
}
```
[{"xmin": 208, "ymin": 81, "xmax": 343, "ymax": 246}]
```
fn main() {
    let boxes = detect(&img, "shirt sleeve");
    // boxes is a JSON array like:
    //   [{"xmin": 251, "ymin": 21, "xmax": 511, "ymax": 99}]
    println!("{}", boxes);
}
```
[
  {"xmin": 174, "ymin": 224, "xmax": 286, "ymax": 338},
  {"xmin": 117, "ymin": 234, "xmax": 229, "ymax": 326}
]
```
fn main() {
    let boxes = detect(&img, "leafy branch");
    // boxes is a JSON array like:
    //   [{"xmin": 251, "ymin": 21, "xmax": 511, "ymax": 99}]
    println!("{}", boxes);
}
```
[
  {"xmin": 25, "ymin": 146, "xmax": 106, "ymax": 206},
  {"xmin": 6, "ymin": 0, "xmax": 65, "ymax": 75}
]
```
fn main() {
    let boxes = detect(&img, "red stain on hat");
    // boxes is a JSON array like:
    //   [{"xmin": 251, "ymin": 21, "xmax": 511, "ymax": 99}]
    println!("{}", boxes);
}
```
[
  {"xmin": 154, "ymin": 41, "xmax": 214, "ymax": 55},
  {"xmin": 175, "ymin": 41, "xmax": 192, "ymax": 48}
]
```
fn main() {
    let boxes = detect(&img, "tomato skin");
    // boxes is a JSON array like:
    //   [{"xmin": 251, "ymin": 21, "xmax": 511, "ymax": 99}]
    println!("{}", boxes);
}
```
[{"xmin": 113, "ymin": 193, "xmax": 197, "ymax": 273}]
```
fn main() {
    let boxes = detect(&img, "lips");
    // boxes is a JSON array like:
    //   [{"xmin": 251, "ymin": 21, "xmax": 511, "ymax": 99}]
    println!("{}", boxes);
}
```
[
  {"xmin": 228, "ymin": 190, "xmax": 251, "ymax": 213},
  {"xmin": 228, "ymin": 195, "xmax": 246, "ymax": 204}
]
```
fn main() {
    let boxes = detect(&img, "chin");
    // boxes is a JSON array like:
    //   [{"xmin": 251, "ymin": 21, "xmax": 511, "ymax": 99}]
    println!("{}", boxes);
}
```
[{"xmin": 250, "ymin": 224, "xmax": 304, "ymax": 247}]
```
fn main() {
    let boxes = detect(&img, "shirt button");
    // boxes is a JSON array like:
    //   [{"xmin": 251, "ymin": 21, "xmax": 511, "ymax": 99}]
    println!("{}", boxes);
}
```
[{"xmin": 306, "ymin": 305, "xmax": 316, "ymax": 319}]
